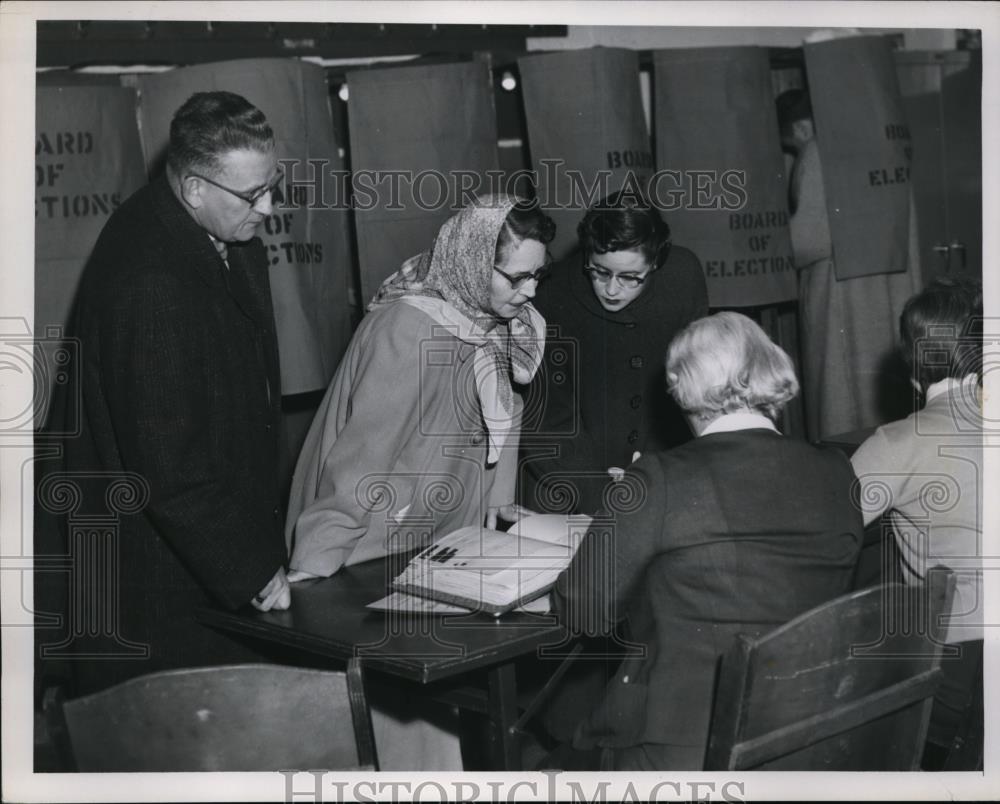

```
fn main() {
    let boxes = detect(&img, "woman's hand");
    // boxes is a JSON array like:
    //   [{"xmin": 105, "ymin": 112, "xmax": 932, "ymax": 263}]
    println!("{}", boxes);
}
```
[
  {"xmin": 287, "ymin": 568, "xmax": 320, "ymax": 583},
  {"xmin": 608, "ymin": 453, "xmax": 642, "ymax": 481},
  {"xmin": 486, "ymin": 503, "xmax": 536, "ymax": 530},
  {"xmin": 251, "ymin": 567, "xmax": 291, "ymax": 611}
]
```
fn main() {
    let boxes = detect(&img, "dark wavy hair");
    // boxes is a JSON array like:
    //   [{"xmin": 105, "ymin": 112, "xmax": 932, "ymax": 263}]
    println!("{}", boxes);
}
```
[
  {"xmin": 900, "ymin": 276, "xmax": 983, "ymax": 392},
  {"xmin": 167, "ymin": 91, "xmax": 274, "ymax": 176},
  {"xmin": 495, "ymin": 200, "xmax": 557, "ymax": 264},
  {"xmin": 577, "ymin": 188, "xmax": 671, "ymax": 271}
]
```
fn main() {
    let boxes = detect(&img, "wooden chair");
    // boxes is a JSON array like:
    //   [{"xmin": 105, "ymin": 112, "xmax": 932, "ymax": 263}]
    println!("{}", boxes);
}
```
[
  {"xmin": 705, "ymin": 570, "xmax": 955, "ymax": 771},
  {"xmin": 44, "ymin": 659, "xmax": 378, "ymax": 771}
]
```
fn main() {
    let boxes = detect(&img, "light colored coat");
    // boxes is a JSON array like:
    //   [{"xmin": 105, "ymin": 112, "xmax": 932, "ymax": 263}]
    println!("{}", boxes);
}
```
[
  {"xmin": 851, "ymin": 382, "xmax": 983, "ymax": 644},
  {"xmin": 790, "ymin": 138, "xmax": 922, "ymax": 441},
  {"xmin": 286, "ymin": 300, "xmax": 518, "ymax": 577}
]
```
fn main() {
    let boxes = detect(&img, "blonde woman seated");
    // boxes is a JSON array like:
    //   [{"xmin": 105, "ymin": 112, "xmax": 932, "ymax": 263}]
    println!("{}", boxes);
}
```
[{"xmin": 547, "ymin": 312, "xmax": 864, "ymax": 770}]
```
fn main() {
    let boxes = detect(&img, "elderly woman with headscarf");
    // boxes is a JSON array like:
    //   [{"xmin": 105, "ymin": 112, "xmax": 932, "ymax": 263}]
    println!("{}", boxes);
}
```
[
  {"xmin": 544, "ymin": 312, "xmax": 863, "ymax": 771},
  {"xmin": 286, "ymin": 194, "xmax": 554, "ymax": 576},
  {"xmin": 283, "ymin": 195, "xmax": 555, "ymax": 771}
]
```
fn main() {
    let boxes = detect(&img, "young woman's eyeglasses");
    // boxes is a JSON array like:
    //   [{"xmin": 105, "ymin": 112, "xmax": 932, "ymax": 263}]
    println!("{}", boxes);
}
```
[
  {"xmin": 187, "ymin": 170, "xmax": 285, "ymax": 207},
  {"xmin": 493, "ymin": 255, "xmax": 553, "ymax": 289},
  {"xmin": 584, "ymin": 264, "xmax": 650, "ymax": 290}
]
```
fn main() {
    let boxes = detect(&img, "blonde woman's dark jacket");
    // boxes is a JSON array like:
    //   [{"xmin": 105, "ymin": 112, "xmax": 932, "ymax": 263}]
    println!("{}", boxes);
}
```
[{"xmin": 554, "ymin": 426, "xmax": 863, "ymax": 769}]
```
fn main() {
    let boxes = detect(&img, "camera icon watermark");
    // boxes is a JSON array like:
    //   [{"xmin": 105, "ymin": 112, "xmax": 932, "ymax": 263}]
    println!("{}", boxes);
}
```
[
  {"xmin": 520, "ymin": 327, "xmax": 581, "ymax": 438},
  {"xmin": 0, "ymin": 318, "xmax": 80, "ymax": 436},
  {"xmin": 416, "ymin": 324, "xmax": 582, "ymax": 442}
]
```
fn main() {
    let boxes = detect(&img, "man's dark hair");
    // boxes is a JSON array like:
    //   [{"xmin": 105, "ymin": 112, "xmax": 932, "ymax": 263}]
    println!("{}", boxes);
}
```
[
  {"xmin": 775, "ymin": 88, "xmax": 813, "ymax": 133},
  {"xmin": 577, "ymin": 189, "xmax": 671, "ymax": 271},
  {"xmin": 167, "ymin": 91, "xmax": 274, "ymax": 176},
  {"xmin": 900, "ymin": 276, "xmax": 983, "ymax": 392}
]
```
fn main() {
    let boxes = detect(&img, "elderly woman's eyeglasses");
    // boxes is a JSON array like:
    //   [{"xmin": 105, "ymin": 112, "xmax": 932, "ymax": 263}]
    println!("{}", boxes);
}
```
[
  {"xmin": 493, "ymin": 254, "xmax": 553, "ymax": 289},
  {"xmin": 584, "ymin": 263, "xmax": 650, "ymax": 290},
  {"xmin": 188, "ymin": 170, "xmax": 285, "ymax": 208}
]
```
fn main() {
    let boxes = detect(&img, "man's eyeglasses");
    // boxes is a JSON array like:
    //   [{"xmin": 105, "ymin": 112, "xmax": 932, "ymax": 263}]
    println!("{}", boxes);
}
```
[
  {"xmin": 584, "ymin": 263, "xmax": 650, "ymax": 290},
  {"xmin": 493, "ymin": 254, "xmax": 553, "ymax": 289},
  {"xmin": 187, "ymin": 169, "xmax": 285, "ymax": 208}
]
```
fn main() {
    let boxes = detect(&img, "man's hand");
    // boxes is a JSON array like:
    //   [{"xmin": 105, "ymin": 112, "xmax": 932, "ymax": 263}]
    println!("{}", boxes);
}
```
[
  {"xmin": 486, "ymin": 503, "xmax": 536, "ymax": 530},
  {"xmin": 251, "ymin": 567, "xmax": 291, "ymax": 611}
]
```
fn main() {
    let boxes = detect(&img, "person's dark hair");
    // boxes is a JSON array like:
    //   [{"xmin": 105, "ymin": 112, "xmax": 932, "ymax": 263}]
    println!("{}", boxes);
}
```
[
  {"xmin": 495, "ymin": 200, "xmax": 557, "ymax": 264},
  {"xmin": 900, "ymin": 276, "xmax": 983, "ymax": 392},
  {"xmin": 577, "ymin": 189, "xmax": 671, "ymax": 271},
  {"xmin": 167, "ymin": 91, "xmax": 274, "ymax": 176},
  {"xmin": 775, "ymin": 88, "xmax": 813, "ymax": 136}
]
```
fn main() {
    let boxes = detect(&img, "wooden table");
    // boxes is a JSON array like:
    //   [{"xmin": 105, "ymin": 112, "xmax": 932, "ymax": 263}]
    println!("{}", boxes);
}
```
[{"xmin": 196, "ymin": 552, "xmax": 569, "ymax": 770}]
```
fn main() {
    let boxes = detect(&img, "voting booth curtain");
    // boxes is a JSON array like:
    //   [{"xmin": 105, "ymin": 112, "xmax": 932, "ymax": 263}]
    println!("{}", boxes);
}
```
[
  {"xmin": 35, "ymin": 85, "xmax": 148, "ymax": 424},
  {"xmin": 132, "ymin": 58, "xmax": 352, "ymax": 396},
  {"xmin": 518, "ymin": 47, "xmax": 651, "ymax": 260},
  {"xmin": 805, "ymin": 35, "xmax": 913, "ymax": 281},
  {"xmin": 653, "ymin": 46, "xmax": 797, "ymax": 309},
  {"xmin": 346, "ymin": 59, "xmax": 500, "ymax": 303},
  {"xmin": 33, "ymin": 41, "xmax": 920, "ymax": 445}
]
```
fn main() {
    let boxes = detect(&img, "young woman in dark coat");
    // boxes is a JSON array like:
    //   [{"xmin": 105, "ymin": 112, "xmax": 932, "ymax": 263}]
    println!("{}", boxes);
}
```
[{"xmin": 519, "ymin": 189, "xmax": 707, "ymax": 516}]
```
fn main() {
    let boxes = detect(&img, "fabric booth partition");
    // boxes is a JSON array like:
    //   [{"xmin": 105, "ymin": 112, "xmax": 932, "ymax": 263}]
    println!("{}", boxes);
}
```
[
  {"xmin": 805, "ymin": 35, "xmax": 914, "ymax": 281},
  {"xmin": 653, "ymin": 46, "xmax": 797, "ymax": 309},
  {"xmin": 346, "ymin": 58, "xmax": 501, "ymax": 302},
  {"xmin": 518, "ymin": 47, "xmax": 651, "ymax": 260},
  {"xmin": 131, "ymin": 58, "xmax": 352, "ymax": 396},
  {"xmin": 34, "ymin": 85, "xmax": 148, "ymax": 428}
]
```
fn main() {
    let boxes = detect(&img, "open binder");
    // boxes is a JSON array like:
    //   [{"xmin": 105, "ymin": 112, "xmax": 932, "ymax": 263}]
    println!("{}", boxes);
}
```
[{"xmin": 368, "ymin": 514, "xmax": 592, "ymax": 616}]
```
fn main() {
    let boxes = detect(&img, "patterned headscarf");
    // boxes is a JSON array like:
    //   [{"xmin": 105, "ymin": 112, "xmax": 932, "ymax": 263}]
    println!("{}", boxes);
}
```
[{"xmin": 369, "ymin": 194, "xmax": 546, "ymax": 463}]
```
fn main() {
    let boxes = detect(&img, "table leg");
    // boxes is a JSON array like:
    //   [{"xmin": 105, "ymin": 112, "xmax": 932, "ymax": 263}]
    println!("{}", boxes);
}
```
[{"xmin": 486, "ymin": 662, "xmax": 520, "ymax": 771}]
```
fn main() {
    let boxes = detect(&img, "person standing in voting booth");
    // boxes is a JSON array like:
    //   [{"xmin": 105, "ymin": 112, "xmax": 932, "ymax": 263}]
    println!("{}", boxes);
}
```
[
  {"xmin": 38, "ymin": 92, "xmax": 290, "ymax": 696},
  {"xmin": 518, "ymin": 190, "xmax": 708, "ymax": 517},
  {"xmin": 544, "ymin": 313, "xmax": 863, "ymax": 771},
  {"xmin": 851, "ymin": 277, "xmax": 984, "ymax": 770},
  {"xmin": 777, "ymin": 87, "xmax": 921, "ymax": 442}
]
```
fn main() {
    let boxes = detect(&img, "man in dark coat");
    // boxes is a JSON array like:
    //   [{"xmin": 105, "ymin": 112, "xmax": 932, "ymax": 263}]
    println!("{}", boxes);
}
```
[
  {"xmin": 36, "ymin": 92, "xmax": 290, "ymax": 695},
  {"xmin": 519, "ymin": 190, "xmax": 708, "ymax": 516}
]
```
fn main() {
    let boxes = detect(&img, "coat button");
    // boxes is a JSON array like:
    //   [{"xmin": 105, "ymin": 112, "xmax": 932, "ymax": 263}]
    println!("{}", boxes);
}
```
[
  {"xmin": 265, "ymin": 423, "xmax": 273, "ymax": 432},
  {"xmin": 627, "ymin": 430, "xmax": 639, "ymax": 444},
  {"xmin": 470, "ymin": 431, "xmax": 485, "ymax": 446},
  {"xmin": 629, "ymin": 356, "xmax": 643, "ymax": 369},
  {"xmin": 630, "ymin": 395, "xmax": 641, "ymax": 409},
  {"xmin": 272, "ymin": 507, "xmax": 280, "ymax": 517}
]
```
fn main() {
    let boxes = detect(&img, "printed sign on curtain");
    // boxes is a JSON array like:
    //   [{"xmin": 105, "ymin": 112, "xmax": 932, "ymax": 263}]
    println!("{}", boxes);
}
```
[
  {"xmin": 35, "ymin": 85, "xmax": 147, "ymax": 423},
  {"xmin": 805, "ymin": 35, "xmax": 912, "ymax": 280},
  {"xmin": 347, "ymin": 59, "xmax": 500, "ymax": 302},
  {"xmin": 653, "ymin": 47, "xmax": 796, "ymax": 308},
  {"xmin": 518, "ymin": 47, "xmax": 651, "ymax": 259},
  {"xmin": 134, "ymin": 59, "xmax": 351, "ymax": 395}
]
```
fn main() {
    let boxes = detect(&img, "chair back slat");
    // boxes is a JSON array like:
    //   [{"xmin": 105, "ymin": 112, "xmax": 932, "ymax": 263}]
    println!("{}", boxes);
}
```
[
  {"xmin": 58, "ymin": 663, "xmax": 375, "ymax": 772},
  {"xmin": 729, "ymin": 668, "xmax": 941, "ymax": 769},
  {"xmin": 706, "ymin": 570, "xmax": 955, "ymax": 771}
]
